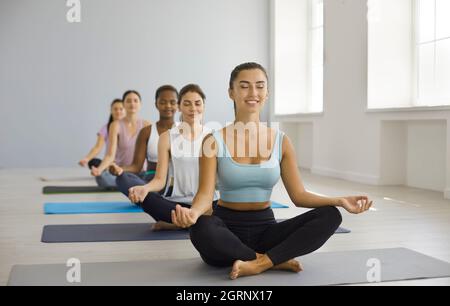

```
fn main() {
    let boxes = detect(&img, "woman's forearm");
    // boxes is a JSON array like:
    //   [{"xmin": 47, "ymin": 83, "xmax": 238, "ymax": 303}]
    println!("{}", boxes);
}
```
[
  {"xmin": 144, "ymin": 178, "xmax": 166, "ymax": 194},
  {"xmin": 294, "ymin": 191, "xmax": 341, "ymax": 208},
  {"xmin": 191, "ymin": 194, "xmax": 215, "ymax": 217},
  {"xmin": 85, "ymin": 145, "xmax": 102, "ymax": 161},
  {"xmin": 97, "ymin": 154, "xmax": 114, "ymax": 172}
]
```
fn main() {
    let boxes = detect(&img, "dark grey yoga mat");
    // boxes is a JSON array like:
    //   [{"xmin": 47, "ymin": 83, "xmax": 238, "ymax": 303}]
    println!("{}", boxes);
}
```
[
  {"xmin": 41, "ymin": 223, "xmax": 350, "ymax": 243},
  {"xmin": 8, "ymin": 248, "xmax": 450, "ymax": 286},
  {"xmin": 41, "ymin": 223, "xmax": 189, "ymax": 243},
  {"xmin": 42, "ymin": 186, "xmax": 118, "ymax": 194}
]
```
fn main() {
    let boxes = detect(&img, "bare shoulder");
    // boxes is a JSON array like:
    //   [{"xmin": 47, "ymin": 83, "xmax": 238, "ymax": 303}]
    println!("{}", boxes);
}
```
[
  {"xmin": 201, "ymin": 132, "xmax": 219, "ymax": 156},
  {"xmin": 281, "ymin": 133, "xmax": 294, "ymax": 159},
  {"xmin": 140, "ymin": 125, "xmax": 151, "ymax": 137},
  {"xmin": 138, "ymin": 125, "xmax": 151, "ymax": 141},
  {"xmin": 143, "ymin": 120, "xmax": 151, "ymax": 127},
  {"xmin": 159, "ymin": 130, "xmax": 170, "ymax": 143},
  {"xmin": 109, "ymin": 121, "xmax": 120, "ymax": 133}
]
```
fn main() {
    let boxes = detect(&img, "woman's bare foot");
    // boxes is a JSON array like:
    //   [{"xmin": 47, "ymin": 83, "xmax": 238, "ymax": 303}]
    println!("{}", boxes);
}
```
[
  {"xmin": 229, "ymin": 255, "xmax": 273, "ymax": 280},
  {"xmin": 272, "ymin": 259, "xmax": 303, "ymax": 273},
  {"xmin": 152, "ymin": 221, "xmax": 181, "ymax": 231}
]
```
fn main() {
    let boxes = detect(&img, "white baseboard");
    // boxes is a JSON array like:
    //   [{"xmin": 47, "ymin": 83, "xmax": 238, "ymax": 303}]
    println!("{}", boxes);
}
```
[{"xmin": 311, "ymin": 166, "xmax": 380, "ymax": 185}]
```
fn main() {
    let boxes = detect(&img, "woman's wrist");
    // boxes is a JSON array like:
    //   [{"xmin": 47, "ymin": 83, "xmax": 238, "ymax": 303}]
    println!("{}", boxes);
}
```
[
  {"xmin": 143, "ymin": 184, "xmax": 153, "ymax": 194},
  {"xmin": 333, "ymin": 197, "xmax": 343, "ymax": 207},
  {"xmin": 190, "ymin": 207, "xmax": 202, "ymax": 219}
]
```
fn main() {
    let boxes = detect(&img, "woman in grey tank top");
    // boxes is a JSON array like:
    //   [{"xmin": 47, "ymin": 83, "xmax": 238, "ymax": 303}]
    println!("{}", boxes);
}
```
[{"xmin": 127, "ymin": 84, "xmax": 219, "ymax": 231}]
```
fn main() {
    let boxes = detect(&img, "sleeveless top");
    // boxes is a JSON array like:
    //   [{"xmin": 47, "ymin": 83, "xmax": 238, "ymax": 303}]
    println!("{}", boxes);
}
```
[
  {"xmin": 164, "ymin": 125, "xmax": 219, "ymax": 204},
  {"xmin": 146, "ymin": 124, "xmax": 160, "ymax": 163},
  {"xmin": 147, "ymin": 122, "xmax": 180, "ymax": 163},
  {"xmin": 212, "ymin": 129, "xmax": 285, "ymax": 203},
  {"xmin": 115, "ymin": 119, "xmax": 145, "ymax": 168}
]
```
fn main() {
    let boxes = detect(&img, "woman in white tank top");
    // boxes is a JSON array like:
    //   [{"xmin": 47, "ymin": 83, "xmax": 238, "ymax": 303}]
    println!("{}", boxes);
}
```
[
  {"xmin": 110, "ymin": 85, "xmax": 179, "ymax": 196},
  {"xmin": 128, "ymin": 84, "xmax": 219, "ymax": 231}
]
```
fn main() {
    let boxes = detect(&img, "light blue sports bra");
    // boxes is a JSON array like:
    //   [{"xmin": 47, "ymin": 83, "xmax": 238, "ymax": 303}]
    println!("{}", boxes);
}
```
[{"xmin": 212, "ymin": 129, "xmax": 285, "ymax": 203}]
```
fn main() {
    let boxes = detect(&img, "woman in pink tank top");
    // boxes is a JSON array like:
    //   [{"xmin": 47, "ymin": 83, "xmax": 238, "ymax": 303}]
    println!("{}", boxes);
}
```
[
  {"xmin": 78, "ymin": 99, "xmax": 125, "ymax": 169},
  {"xmin": 91, "ymin": 90, "xmax": 150, "ymax": 188}
]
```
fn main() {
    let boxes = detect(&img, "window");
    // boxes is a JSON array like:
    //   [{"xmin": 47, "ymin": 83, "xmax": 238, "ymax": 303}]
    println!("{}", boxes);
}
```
[
  {"xmin": 273, "ymin": 0, "xmax": 324, "ymax": 115},
  {"xmin": 416, "ymin": 0, "xmax": 450, "ymax": 106},
  {"xmin": 368, "ymin": 0, "xmax": 414, "ymax": 109},
  {"xmin": 368, "ymin": 0, "xmax": 450, "ymax": 110}
]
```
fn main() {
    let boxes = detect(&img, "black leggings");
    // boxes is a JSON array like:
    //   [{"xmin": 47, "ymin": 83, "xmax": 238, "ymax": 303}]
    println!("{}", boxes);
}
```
[
  {"xmin": 116, "ymin": 172, "xmax": 217, "ymax": 223},
  {"xmin": 116, "ymin": 172, "xmax": 161, "ymax": 196},
  {"xmin": 189, "ymin": 205, "xmax": 342, "ymax": 267},
  {"xmin": 139, "ymin": 193, "xmax": 218, "ymax": 224}
]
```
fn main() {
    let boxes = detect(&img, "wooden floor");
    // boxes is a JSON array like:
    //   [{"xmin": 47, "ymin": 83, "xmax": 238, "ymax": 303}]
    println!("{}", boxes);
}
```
[{"xmin": 1, "ymin": 167, "xmax": 449, "ymax": 286}]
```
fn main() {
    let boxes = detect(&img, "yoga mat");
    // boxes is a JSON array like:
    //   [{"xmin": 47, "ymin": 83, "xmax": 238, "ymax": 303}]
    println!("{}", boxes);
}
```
[
  {"xmin": 335, "ymin": 227, "xmax": 350, "ymax": 234},
  {"xmin": 44, "ymin": 202, "xmax": 143, "ymax": 214},
  {"xmin": 41, "ymin": 223, "xmax": 189, "ymax": 243},
  {"xmin": 39, "ymin": 176, "xmax": 94, "ymax": 182},
  {"xmin": 8, "ymin": 248, "xmax": 450, "ymax": 286},
  {"xmin": 42, "ymin": 186, "xmax": 118, "ymax": 194},
  {"xmin": 41, "ymin": 223, "xmax": 350, "ymax": 243},
  {"xmin": 43, "ymin": 201, "xmax": 289, "ymax": 215}
]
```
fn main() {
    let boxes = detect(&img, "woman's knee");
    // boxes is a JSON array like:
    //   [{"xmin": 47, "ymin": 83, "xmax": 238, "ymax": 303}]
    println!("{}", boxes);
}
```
[
  {"xmin": 189, "ymin": 215, "xmax": 224, "ymax": 246},
  {"xmin": 116, "ymin": 172, "xmax": 144, "ymax": 194},
  {"xmin": 190, "ymin": 216, "xmax": 215, "ymax": 238},
  {"xmin": 95, "ymin": 171, "xmax": 116, "ymax": 188},
  {"xmin": 116, "ymin": 173, "xmax": 132, "ymax": 195},
  {"xmin": 140, "ymin": 192, "xmax": 162, "ymax": 211},
  {"xmin": 115, "ymin": 173, "xmax": 125, "ymax": 186},
  {"xmin": 317, "ymin": 206, "xmax": 342, "ymax": 227},
  {"xmin": 189, "ymin": 216, "xmax": 233, "ymax": 267}
]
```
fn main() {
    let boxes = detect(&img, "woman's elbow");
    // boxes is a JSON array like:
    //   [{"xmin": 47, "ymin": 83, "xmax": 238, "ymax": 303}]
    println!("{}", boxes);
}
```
[{"xmin": 292, "ymin": 191, "xmax": 306, "ymax": 207}]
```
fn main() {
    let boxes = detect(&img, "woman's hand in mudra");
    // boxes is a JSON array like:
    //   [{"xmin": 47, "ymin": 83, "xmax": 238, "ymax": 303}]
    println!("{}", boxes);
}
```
[
  {"xmin": 338, "ymin": 196, "xmax": 373, "ymax": 214},
  {"xmin": 171, "ymin": 205, "xmax": 199, "ymax": 228}
]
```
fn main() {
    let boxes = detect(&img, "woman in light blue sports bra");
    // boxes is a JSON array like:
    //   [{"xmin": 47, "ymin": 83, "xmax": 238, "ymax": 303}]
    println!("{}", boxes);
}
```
[{"xmin": 172, "ymin": 63, "xmax": 373, "ymax": 280}]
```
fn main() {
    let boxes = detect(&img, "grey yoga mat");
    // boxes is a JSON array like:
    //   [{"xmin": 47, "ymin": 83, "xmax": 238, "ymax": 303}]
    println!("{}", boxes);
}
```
[
  {"xmin": 42, "ymin": 186, "xmax": 118, "ymax": 194},
  {"xmin": 8, "ymin": 248, "xmax": 450, "ymax": 286},
  {"xmin": 41, "ymin": 223, "xmax": 351, "ymax": 243}
]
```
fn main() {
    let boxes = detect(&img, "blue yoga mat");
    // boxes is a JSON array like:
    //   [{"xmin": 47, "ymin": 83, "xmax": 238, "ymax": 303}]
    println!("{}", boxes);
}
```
[{"xmin": 44, "ymin": 201, "xmax": 290, "ymax": 215}]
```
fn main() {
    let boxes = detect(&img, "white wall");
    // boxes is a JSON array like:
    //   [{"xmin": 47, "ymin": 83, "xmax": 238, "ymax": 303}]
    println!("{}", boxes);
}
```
[
  {"xmin": 271, "ymin": 0, "xmax": 450, "ymax": 199},
  {"xmin": 379, "ymin": 120, "xmax": 447, "ymax": 193},
  {"xmin": 407, "ymin": 121, "xmax": 447, "ymax": 192},
  {"xmin": 0, "ymin": 0, "xmax": 270, "ymax": 168},
  {"xmin": 447, "ymin": 122, "xmax": 450, "ymax": 199},
  {"xmin": 280, "ymin": 122, "xmax": 313, "ymax": 169},
  {"xmin": 380, "ymin": 121, "xmax": 407, "ymax": 185}
]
